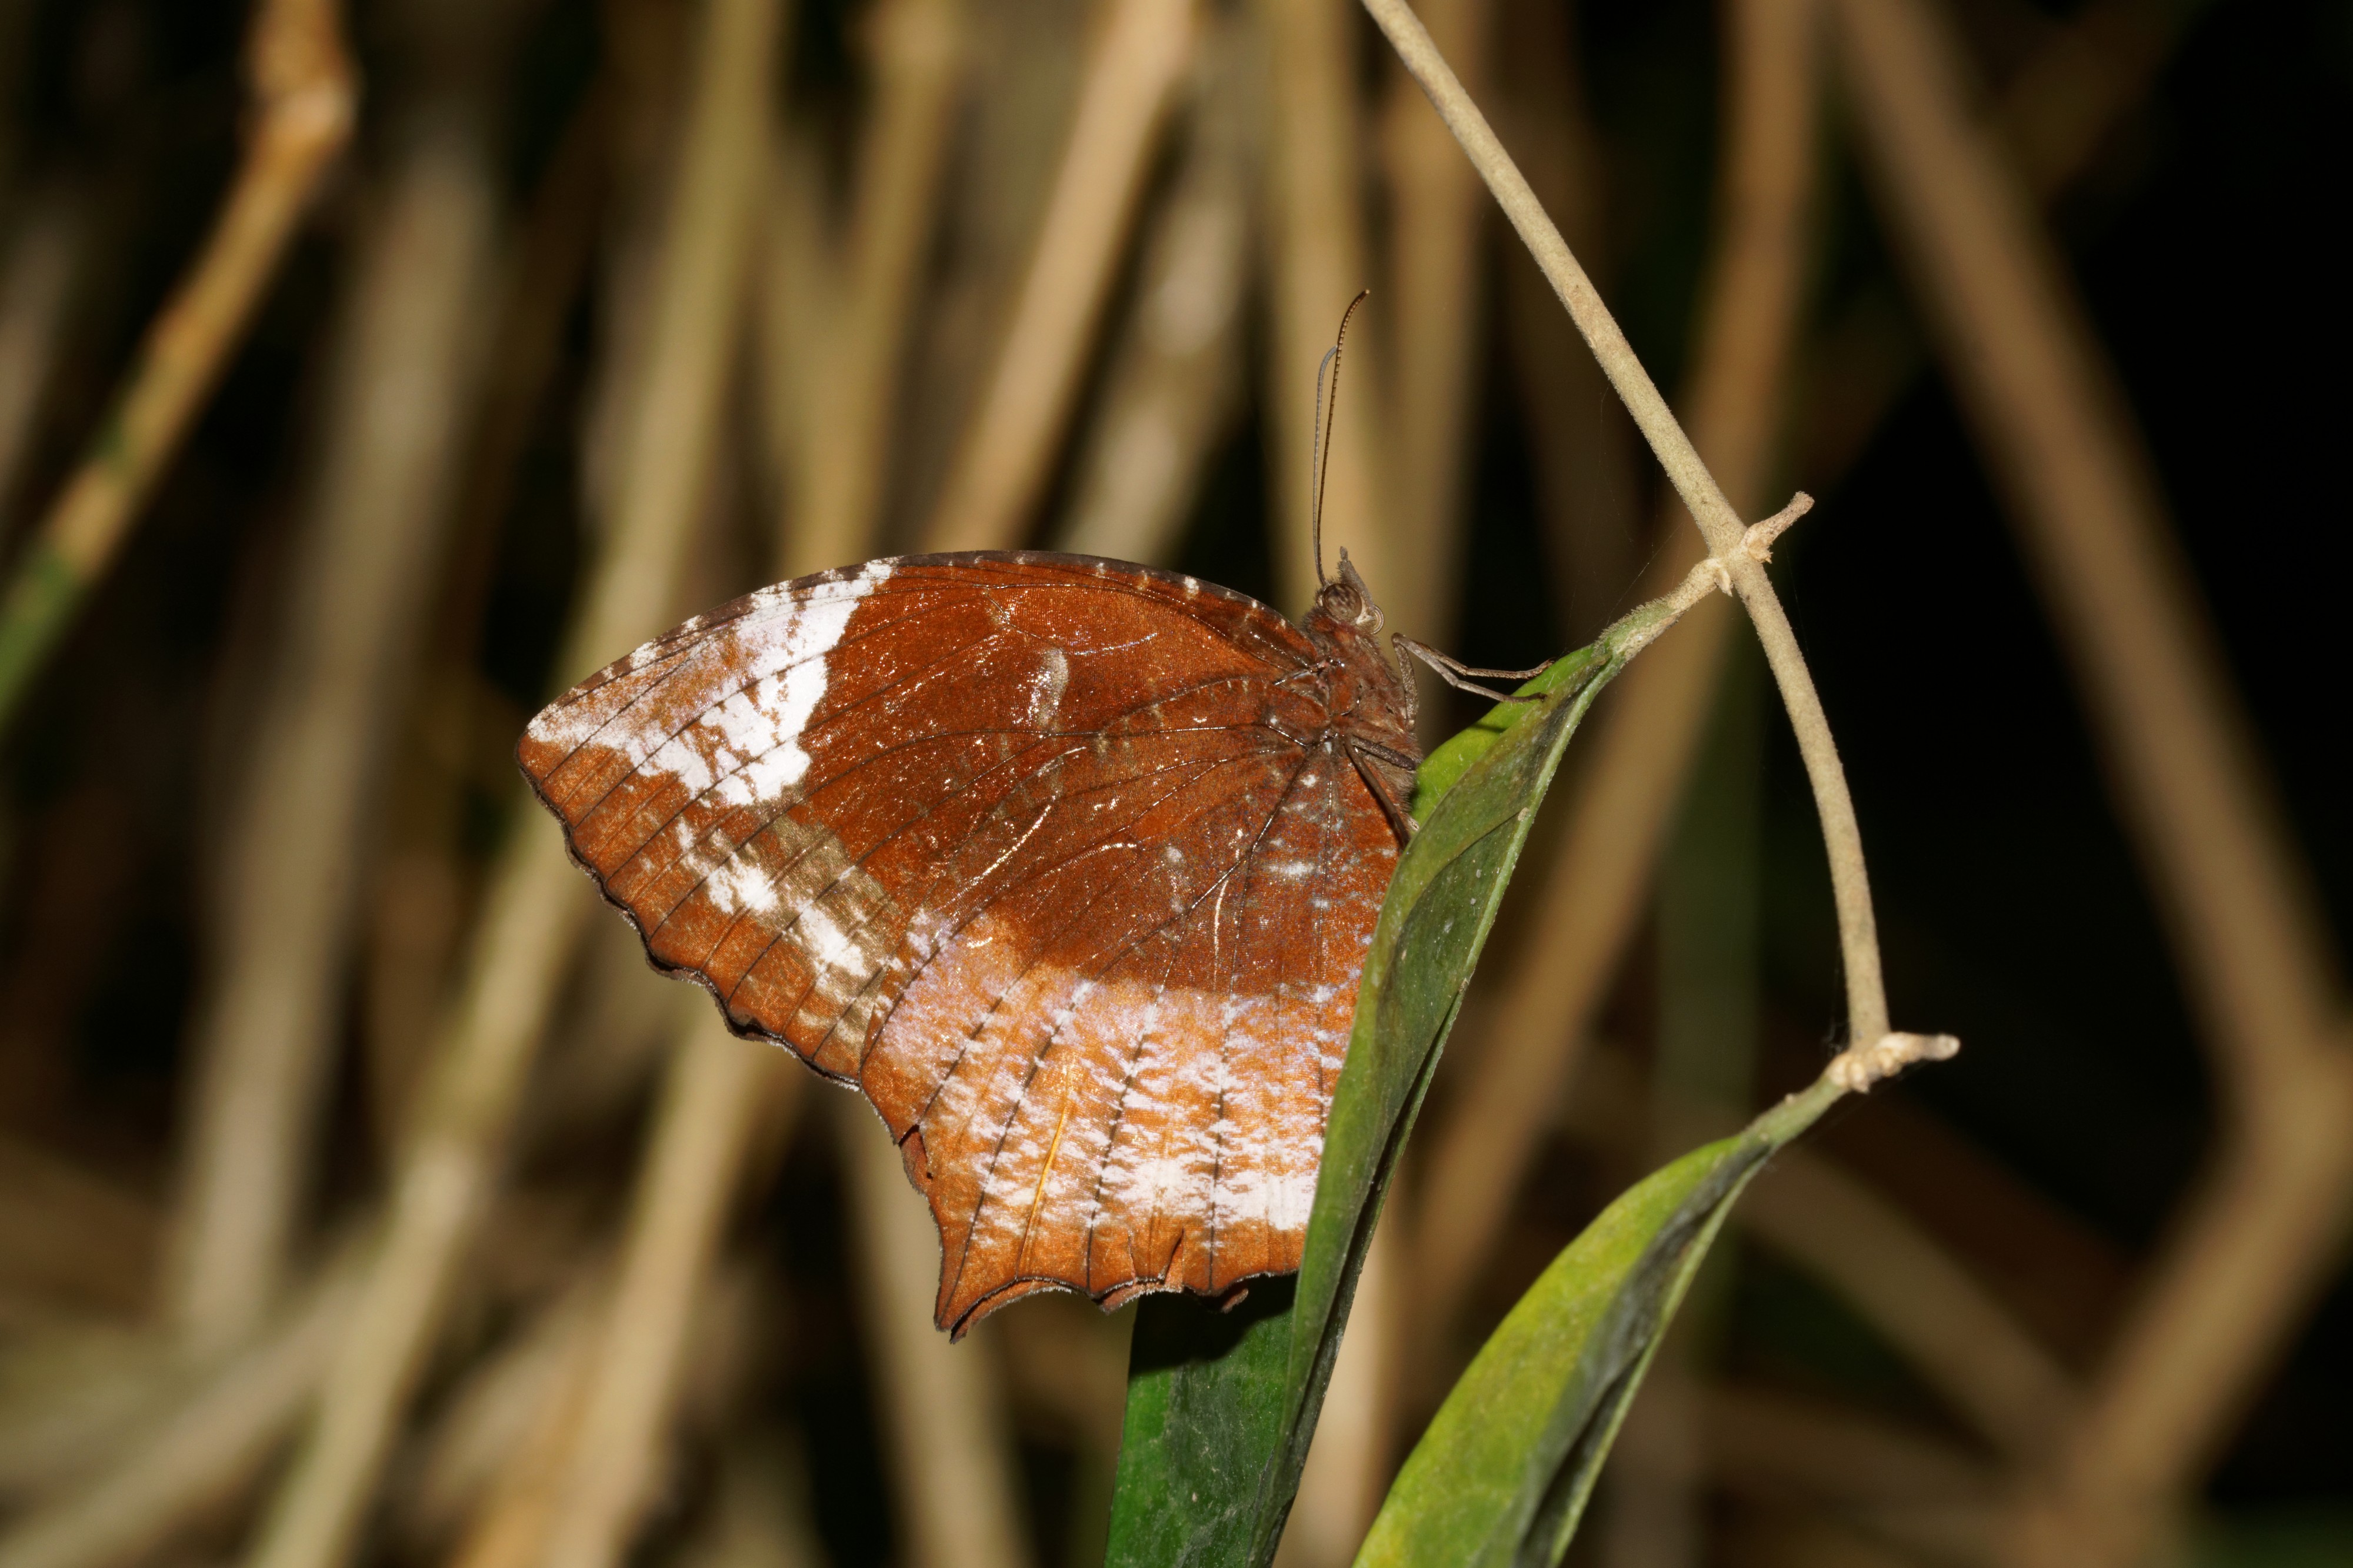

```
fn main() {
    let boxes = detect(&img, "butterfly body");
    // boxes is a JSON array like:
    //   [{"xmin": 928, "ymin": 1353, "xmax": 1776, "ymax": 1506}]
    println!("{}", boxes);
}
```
[{"xmin": 519, "ymin": 551, "xmax": 1419, "ymax": 1333}]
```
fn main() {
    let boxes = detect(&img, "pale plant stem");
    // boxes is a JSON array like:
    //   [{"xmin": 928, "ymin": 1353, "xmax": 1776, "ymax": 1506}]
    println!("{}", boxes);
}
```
[
  {"xmin": 238, "ymin": 2, "xmax": 781, "ymax": 1564},
  {"xmin": 0, "ymin": 1243, "xmax": 366, "ymax": 1568},
  {"xmin": 168, "ymin": 116, "xmax": 502, "ymax": 1353},
  {"xmin": 444, "ymin": 1275, "xmax": 608, "ymax": 1568},
  {"xmin": 1827, "ymin": 0, "xmax": 2353, "ymax": 1560},
  {"xmin": 1279, "ymin": 1216, "xmax": 1404, "ymax": 1568},
  {"xmin": 0, "ymin": 0, "xmax": 354, "ymax": 732},
  {"xmin": 533, "ymin": 1014, "xmax": 799, "ymax": 1568},
  {"xmin": 1263, "ymin": 0, "xmax": 1413, "ymax": 1547},
  {"xmin": 394, "ymin": 1265, "xmax": 605, "ymax": 1548},
  {"xmin": 1410, "ymin": 0, "xmax": 1832, "ymax": 1337},
  {"xmin": 1361, "ymin": 0, "xmax": 1889, "ymax": 1048},
  {"xmin": 920, "ymin": 0, "xmax": 1199, "ymax": 553}
]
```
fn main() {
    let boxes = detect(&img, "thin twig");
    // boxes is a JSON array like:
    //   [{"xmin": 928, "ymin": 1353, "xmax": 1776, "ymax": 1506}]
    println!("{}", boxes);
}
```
[
  {"xmin": 168, "ymin": 112, "xmax": 504, "ymax": 1352},
  {"xmin": 1410, "ymin": 0, "xmax": 1828, "ymax": 1333},
  {"xmin": 0, "ymin": 0, "xmax": 354, "ymax": 731},
  {"xmin": 239, "ymin": 2, "xmax": 781, "ymax": 1563},
  {"xmin": 1361, "ymin": 0, "xmax": 1889, "ymax": 1048},
  {"xmin": 920, "ymin": 0, "xmax": 1198, "ymax": 553},
  {"xmin": 1827, "ymin": 0, "xmax": 2353, "ymax": 1560}
]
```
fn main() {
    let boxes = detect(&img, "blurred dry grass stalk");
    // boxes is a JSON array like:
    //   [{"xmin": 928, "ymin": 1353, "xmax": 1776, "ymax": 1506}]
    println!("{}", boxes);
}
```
[
  {"xmin": 0, "ymin": 0, "xmax": 2338, "ymax": 1563},
  {"xmin": 1829, "ymin": 1, "xmax": 2353, "ymax": 1562},
  {"xmin": 0, "ymin": 0, "xmax": 355, "ymax": 726}
]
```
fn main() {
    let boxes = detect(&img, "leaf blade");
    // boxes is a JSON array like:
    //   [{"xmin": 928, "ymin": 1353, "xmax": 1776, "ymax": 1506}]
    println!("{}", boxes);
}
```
[{"xmin": 1354, "ymin": 1078, "xmax": 1844, "ymax": 1567}]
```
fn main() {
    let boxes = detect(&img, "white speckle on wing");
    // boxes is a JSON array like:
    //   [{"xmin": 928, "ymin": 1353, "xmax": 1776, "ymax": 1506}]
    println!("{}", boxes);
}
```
[{"xmin": 1028, "ymin": 645, "xmax": 1071, "ymax": 728}]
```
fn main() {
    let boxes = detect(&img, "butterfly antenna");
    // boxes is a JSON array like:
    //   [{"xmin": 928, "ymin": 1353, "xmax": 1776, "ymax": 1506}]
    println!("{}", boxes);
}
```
[{"xmin": 1309, "ymin": 289, "xmax": 1369, "ymax": 589}]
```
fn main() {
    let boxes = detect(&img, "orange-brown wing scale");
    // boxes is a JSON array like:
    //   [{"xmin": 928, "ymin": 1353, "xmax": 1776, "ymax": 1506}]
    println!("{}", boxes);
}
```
[{"xmin": 517, "ymin": 552, "xmax": 1399, "ymax": 1333}]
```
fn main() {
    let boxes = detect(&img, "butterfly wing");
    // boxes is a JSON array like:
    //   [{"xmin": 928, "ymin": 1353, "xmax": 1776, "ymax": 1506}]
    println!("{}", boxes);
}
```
[{"xmin": 518, "ymin": 552, "xmax": 1401, "ymax": 1333}]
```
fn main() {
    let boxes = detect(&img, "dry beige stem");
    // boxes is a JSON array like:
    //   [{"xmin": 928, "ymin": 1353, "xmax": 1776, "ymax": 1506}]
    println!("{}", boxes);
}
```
[
  {"xmin": 442, "ymin": 1280, "xmax": 608, "ymax": 1568},
  {"xmin": 531, "ymin": 1016, "xmax": 801, "ymax": 1568},
  {"xmin": 1375, "ymin": 0, "xmax": 1492, "ymax": 659},
  {"xmin": 1057, "ymin": 19, "xmax": 1257, "ymax": 565},
  {"xmin": 762, "ymin": 0, "xmax": 965, "ymax": 577},
  {"xmin": 1827, "ymin": 0, "xmax": 2353, "ymax": 1560},
  {"xmin": 240, "ymin": 3, "xmax": 781, "ymax": 1564},
  {"xmin": 395, "ymin": 1268, "xmax": 607, "ymax": 1547},
  {"xmin": 1800, "ymin": 0, "xmax": 2205, "ymax": 489},
  {"xmin": 1257, "ymin": 2, "xmax": 1418, "ymax": 1544},
  {"xmin": 1260, "ymin": 0, "xmax": 1396, "ymax": 615},
  {"xmin": 1410, "ymin": 0, "xmax": 1825, "ymax": 1335},
  {"xmin": 673, "ymin": 1432, "xmax": 829, "ymax": 1568},
  {"xmin": 921, "ymin": 0, "xmax": 1199, "ymax": 552},
  {"xmin": 0, "ymin": 1331, "xmax": 182, "ymax": 1502},
  {"xmin": 0, "ymin": 1246, "xmax": 362, "ymax": 1568},
  {"xmin": 168, "ymin": 121, "xmax": 503, "ymax": 1352},
  {"xmin": 0, "ymin": 0, "xmax": 354, "ymax": 727},
  {"xmin": 836, "ymin": 1096, "xmax": 1029, "ymax": 1568}
]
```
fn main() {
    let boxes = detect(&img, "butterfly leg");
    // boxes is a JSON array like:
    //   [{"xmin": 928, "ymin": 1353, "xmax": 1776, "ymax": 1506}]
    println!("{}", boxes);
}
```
[
  {"xmin": 1345, "ymin": 740, "xmax": 1421, "ymax": 845},
  {"xmin": 1395, "ymin": 636, "xmax": 1552, "ymax": 705}
]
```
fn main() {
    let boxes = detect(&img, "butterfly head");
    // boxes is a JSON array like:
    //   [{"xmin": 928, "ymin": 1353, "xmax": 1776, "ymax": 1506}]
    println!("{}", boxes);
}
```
[{"xmin": 1309, "ymin": 548, "xmax": 1385, "ymax": 638}]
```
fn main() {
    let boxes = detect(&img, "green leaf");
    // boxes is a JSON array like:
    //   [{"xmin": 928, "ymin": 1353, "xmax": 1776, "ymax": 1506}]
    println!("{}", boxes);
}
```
[
  {"xmin": 1354, "ymin": 1079, "xmax": 1844, "ymax": 1567},
  {"xmin": 1105, "ymin": 592, "xmax": 1687, "ymax": 1567}
]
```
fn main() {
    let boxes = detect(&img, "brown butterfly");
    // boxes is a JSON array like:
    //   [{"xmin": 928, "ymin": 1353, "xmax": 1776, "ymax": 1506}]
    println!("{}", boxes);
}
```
[{"xmin": 519, "ymin": 309, "xmax": 1539, "ymax": 1334}]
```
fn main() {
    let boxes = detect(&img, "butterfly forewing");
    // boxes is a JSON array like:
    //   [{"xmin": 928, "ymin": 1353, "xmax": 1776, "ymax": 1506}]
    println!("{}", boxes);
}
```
[{"xmin": 519, "ymin": 552, "xmax": 1401, "ymax": 1333}]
